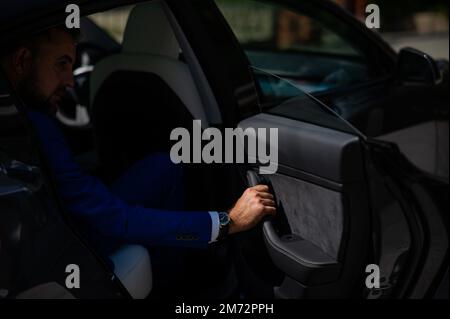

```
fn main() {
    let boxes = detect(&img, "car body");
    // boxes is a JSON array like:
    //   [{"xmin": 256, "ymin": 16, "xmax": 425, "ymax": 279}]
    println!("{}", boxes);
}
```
[{"xmin": 0, "ymin": 0, "xmax": 448, "ymax": 299}]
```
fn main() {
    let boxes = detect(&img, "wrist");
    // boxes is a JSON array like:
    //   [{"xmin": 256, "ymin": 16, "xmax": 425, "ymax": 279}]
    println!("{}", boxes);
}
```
[
  {"xmin": 228, "ymin": 218, "xmax": 238, "ymax": 235},
  {"xmin": 217, "ymin": 211, "xmax": 231, "ymax": 240},
  {"xmin": 227, "ymin": 208, "xmax": 239, "ymax": 235}
]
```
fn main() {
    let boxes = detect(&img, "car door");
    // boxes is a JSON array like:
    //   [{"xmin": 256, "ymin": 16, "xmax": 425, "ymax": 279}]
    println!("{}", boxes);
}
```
[
  {"xmin": 215, "ymin": 0, "xmax": 448, "ymax": 144},
  {"xmin": 236, "ymin": 85, "xmax": 373, "ymax": 298},
  {"xmin": 168, "ymin": 0, "xmax": 448, "ymax": 298},
  {"xmin": 233, "ymin": 71, "xmax": 448, "ymax": 299},
  {"xmin": 0, "ymin": 74, "xmax": 128, "ymax": 299}
]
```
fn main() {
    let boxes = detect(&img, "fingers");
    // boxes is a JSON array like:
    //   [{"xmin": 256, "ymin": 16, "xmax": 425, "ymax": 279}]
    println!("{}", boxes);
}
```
[
  {"xmin": 263, "ymin": 206, "xmax": 276, "ymax": 216},
  {"xmin": 260, "ymin": 198, "xmax": 275, "ymax": 207},
  {"xmin": 249, "ymin": 185, "xmax": 274, "ymax": 200},
  {"xmin": 252, "ymin": 185, "xmax": 269, "ymax": 192},
  {"xmin": 256, "ymin": 192, "xmax": 274, "ymax": 200}
]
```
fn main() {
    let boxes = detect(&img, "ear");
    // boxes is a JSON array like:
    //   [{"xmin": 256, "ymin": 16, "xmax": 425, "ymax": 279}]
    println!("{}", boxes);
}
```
[{"xmin": 12, "ymin": 47, "xmax": 33, "ymax": 76}]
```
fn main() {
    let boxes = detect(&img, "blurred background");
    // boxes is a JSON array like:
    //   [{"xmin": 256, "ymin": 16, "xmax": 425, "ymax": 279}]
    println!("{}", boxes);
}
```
[
  {"xmin": 334, "ymin": 0, "xmax": 449, "ymax": 59},
  {"xmin": 89, "ymin": 0, "xmax": 449, "ymax": 60}
]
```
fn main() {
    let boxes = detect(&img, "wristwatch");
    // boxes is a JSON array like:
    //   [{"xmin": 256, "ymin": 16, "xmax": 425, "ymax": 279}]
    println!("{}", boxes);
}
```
[{"xmin": 217, "ymin": 211, "xmax": 231, "ymax": 241}]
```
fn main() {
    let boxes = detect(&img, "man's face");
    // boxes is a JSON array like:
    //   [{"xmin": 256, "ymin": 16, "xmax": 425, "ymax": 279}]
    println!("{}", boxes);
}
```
[{"xmin": 15, "ymin": 28, "xmax": 76, "ymax": 115}]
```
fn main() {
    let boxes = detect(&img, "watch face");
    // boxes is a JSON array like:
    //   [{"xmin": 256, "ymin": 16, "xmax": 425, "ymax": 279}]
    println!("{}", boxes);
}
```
[{"xmin": 219, "ymin": 212, "xmax": 230, "ymax": 226}]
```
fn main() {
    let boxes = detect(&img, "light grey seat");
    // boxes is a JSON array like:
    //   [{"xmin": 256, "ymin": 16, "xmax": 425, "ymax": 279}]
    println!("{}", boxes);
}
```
[
  {"xmin": 90, "ymin": 1, "xmax": 208, "ymax": 124},
  {"xmin": 109, "ymin": 245, "xmax": 152, "ymax": 299},
  {"xmin": 89, "ymin": 1, "xmax": 210, "ymax": 180},
  {"xmin": 90, "ymin": 2, "xmax": 211, "ymax": 299}
]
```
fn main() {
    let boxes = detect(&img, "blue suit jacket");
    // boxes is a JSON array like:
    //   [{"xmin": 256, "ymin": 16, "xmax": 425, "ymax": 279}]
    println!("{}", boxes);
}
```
[{"xmin": 27, "ymin": 110, "xmax": 211, "ymax": 251}]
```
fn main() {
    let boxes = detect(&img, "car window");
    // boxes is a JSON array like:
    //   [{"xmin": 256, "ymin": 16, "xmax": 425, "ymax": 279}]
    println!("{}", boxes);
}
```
[
  {"xmin": 216, "ymin": 0, "xmax": 376, "ymax": 96},
  {"xmin": 252, "ymin": 66, "xmax": 363, "ymax": 137},
  {"xmin": 88, "ymin": 5, "xmax": 135, "ymax": 43}
]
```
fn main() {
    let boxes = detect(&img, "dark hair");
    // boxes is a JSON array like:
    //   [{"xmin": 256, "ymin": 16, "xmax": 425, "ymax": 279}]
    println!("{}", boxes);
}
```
[
  {"xmin": 47, "ymin": 25, "xmax": 81, "ymax": 42},
  {"xmin": 27, "ymin": 25, "xmax": 81, "ymax": 53}
]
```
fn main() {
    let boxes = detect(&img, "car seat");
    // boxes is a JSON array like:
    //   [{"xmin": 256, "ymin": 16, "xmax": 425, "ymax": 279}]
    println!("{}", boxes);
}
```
[{"xmin": 90, "ymin": 1, "xmax": 208, "ymax": 183}]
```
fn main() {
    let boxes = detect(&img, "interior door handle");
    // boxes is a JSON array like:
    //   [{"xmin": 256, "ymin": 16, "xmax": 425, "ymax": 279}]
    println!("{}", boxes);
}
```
[{"xmin": 246, "ymin": 170, "xmax": 341, "ymax": 286}]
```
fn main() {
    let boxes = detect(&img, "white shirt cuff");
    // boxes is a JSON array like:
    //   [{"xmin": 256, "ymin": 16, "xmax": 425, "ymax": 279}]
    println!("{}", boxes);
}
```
[{"xmin": 208, "ymin": 211, "xmax": 220, "ymax": 243}]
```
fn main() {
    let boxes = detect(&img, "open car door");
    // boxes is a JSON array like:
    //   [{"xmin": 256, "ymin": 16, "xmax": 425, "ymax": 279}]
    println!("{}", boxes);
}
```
[
  {"xmin": 233, "ymin": 70, "xmax": 448, "ymax": 299},
  {"xmin": 165, "ymin": 0, "xmax": 448, "ymax": 299}
]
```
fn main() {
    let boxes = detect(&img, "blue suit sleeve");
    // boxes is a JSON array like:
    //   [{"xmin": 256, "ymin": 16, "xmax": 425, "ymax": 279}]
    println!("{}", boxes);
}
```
[{"xmin": 27, "ymin": 111, "xmax": 212, "ymax": 248}]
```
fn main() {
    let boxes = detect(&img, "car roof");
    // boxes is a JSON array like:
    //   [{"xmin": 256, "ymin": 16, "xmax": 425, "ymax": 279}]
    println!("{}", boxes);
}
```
[
  {"xmin": 1, "ymin": 0, "xmax": 59, "ymax": 20},
  {"xmin": 0, "ymin": 0, "xmax": 84, "ymax": 24},
  {"xmin": 0, "ymin": 0, "xmax": 139, "ymax": 46}
]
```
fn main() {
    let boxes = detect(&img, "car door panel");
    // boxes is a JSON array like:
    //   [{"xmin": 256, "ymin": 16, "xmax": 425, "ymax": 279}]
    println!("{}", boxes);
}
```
[
  {"xmin": 236, "ymin": 112, "xmax": 447, "ymax": 298},
  {"xmin": 248, "ymin": 170, "xmax": 342, "ymax": 286},
  {"xmin": 240, "ymin": 112, "xmax": 363, "ymax": 183},
  {"xmin": 237, "ymin": 113, "xmax": 371, "ymax": 297}
]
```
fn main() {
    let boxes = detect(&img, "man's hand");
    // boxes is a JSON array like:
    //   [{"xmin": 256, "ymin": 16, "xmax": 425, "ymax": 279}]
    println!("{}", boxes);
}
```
[{"xmin": 228, "ymin": 185, "xmax": 276, "ymax": 235}]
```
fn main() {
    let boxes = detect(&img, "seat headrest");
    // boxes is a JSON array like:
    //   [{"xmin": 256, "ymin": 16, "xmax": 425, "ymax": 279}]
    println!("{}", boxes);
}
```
[{"xmin": 122, "ymin": 1, "xmax": 179, "ymax": 58}]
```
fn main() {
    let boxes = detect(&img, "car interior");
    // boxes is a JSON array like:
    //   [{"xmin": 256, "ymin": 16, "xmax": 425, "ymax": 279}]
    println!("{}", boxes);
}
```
[
  {"xmin": 12, "ymin": 0, "xmax": 445, "ymax": 299},
  {"xmin": 59, "ymin": 0, "xmax": 375, "ymax": 299},
  {"xmin": 56, "ymin": 1, "xmax": 246, "ymax": 299}
]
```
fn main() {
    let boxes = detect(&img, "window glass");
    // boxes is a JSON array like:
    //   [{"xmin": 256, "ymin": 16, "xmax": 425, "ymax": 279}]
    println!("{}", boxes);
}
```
[
  {"xmin": 252, "ymin": 67, "xmax": 362, "ymax": 136},
  {"xmin": 216, "ymin": 0, "xmax": 374, "ymax": 95},
  {"xmin": 89, "ymin": 5, "xmax": 135, "ymax": 43}
]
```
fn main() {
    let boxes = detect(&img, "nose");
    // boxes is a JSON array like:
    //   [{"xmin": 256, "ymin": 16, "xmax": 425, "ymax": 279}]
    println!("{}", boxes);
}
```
[{"xmin": 62, "ymin": 70, "xmax": 75, "ymax": 89}]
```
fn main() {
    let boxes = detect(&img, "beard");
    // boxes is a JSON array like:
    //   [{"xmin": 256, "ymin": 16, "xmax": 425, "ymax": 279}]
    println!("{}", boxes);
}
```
[{"xmin": 16, "ymin": 69, "xmax": 64, "ymax": 116}]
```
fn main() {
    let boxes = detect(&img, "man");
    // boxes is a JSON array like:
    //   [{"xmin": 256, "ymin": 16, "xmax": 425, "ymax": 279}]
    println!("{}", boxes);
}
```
[{"xmin": 0, "ymin": 26, "xmax": 276, "ymax": 295}]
